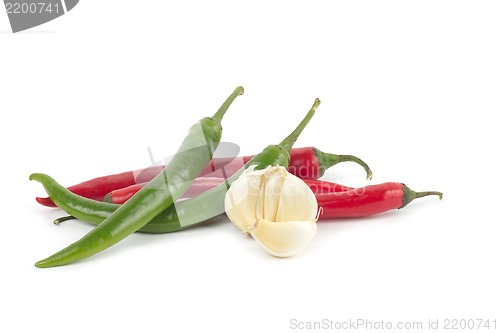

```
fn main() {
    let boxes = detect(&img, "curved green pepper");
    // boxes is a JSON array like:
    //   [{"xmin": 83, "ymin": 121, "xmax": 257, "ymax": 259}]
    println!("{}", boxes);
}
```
[{"xmin": 32, "ymin": 86, "xmax": 244, "ymax": 268}]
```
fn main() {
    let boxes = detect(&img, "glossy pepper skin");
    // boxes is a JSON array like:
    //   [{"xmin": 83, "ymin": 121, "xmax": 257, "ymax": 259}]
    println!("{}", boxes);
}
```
[
  {"xmin": 105, "ymin": 178, "xmax": 354, "ymax": 204},
  {"xmin": 32, "ymin": 86, "xmax": 244, "ymax": 268},
  {"xmin": 316, "ymin": 182, "xmax": 442, "ymax": 219},
  {"xmin": 32, "ymin": 99, "xmax": 320, "ymax": 235},
  {"xmin": 103, "ymin": 180, "xmax": 441, "ymax": 219},
  {"xmin": 36, "ymin": 147, "xmax": 371, "ymax": 207}
]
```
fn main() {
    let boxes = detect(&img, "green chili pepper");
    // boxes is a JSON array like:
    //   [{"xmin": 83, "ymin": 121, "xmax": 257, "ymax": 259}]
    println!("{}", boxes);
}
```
[
  {"xmin": 32, "ymin": 98, "xmax": 320, "ymax": 236},
  {"xmin": 32, "ymin": 86, "xmax": 244, "ymax": 268}
]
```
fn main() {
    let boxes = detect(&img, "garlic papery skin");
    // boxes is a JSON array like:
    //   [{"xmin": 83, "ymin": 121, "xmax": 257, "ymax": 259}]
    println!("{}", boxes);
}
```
[{"xmin": 224, "ymin": 165, "xmax": 318, "ymax": 257}]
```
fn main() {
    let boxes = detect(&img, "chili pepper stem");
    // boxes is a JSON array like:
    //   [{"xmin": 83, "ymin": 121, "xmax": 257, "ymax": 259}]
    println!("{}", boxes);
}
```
[
  {"xmin": 401, "ymin": 185, "xmax": 443, "ymax": 209},
  {"xmin": 337, "ymin": 155, "xmax": 373, "ymax": 180},
  {"xmin": 279, "ymin": 98, "xmax": 321, "ymax": 152},
  {"xmin": 313, "ymin": 148, "xmax": 373, "ymax": 180},
  {"xmin": 211, "ymin": 86, "xmax": 244, "ymax": 123},
  {"xmin": 414, "ymin": 191, "xmax": 444, "ymax": 200},
  {"xmin": 103, "ymin": 193, "xmax": 112, "ymax": 203},
  {"xmin": 54, "ymin": 216, "xmax": 77, "ymax": 225}
]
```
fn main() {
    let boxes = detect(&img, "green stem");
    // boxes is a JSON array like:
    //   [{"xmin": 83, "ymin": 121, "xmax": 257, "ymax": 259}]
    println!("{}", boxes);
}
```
[
  {"xmin": 211, "ymin": 86, "xmax": 244, "ymax": 123},
  {"xmin": 401, "ymin": 185, "xmax": 443, "ymax": 208},
  {"xmin": 279, "ymin": 98, "xmax": 321, "ymax": 152},
  {"xmin": 414, "ymin": 191, "xmax": 444, "ymax": 200},
  {"xmin": 54, "ymin": 216, "xmax": 77, "ymax": 225},
  {"xmin": 313, "ymin": 149, "xmax": 373, "ymax": 179}
]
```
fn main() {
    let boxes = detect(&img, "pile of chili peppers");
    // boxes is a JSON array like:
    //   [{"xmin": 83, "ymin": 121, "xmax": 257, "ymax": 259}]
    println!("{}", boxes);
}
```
[{"xmin": 31, "ymin": 87, "xmax": 442, "ymax": 268}]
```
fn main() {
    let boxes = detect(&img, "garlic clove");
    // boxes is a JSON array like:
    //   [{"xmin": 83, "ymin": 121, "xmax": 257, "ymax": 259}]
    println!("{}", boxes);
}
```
[
  {"xmin": 224, "ymin": 165, "xmax": 264, "ymax": 233},
  {"xmin": 225, "ymin": 165, "xmax": 319, "ymax": 257},
  {"xmin": 261, "ymin": 167, "xmax": 286, "ymax": 221},
  {"xmin": 251, "ymin": 218, "xmax": 317, "ymax": 257},
  {"xmin": 275, "ymin": 173, "xmax": 318, "ymax": 223}
]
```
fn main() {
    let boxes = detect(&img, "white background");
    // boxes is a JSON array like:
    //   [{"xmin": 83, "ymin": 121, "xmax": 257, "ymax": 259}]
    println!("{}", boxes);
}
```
[{"xmin": 1, "ymin": 1, "xmax": 499, "ymax": 332}]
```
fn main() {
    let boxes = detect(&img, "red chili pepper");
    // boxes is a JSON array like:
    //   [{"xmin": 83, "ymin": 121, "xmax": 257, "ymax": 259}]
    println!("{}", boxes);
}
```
[
  {"xmin": 54, "ymin": 180, "xmax": 442, "ymax": 225},
  {"xmin": 104, "ymin": 180, "xmax": 441, "ymax": 219},
  {"xmin": 316, "ymin": 182, "xmax": 443, "ymax": 219},
  {"xmin": 287, "ymin": 147, "xmax": 369, "ymax": 180},
  {"xmin": 36, "ymin": 147, "xmax": 372, "ymax": 207},
  {"xmin": 35, "ymin": 166, "xmax": 165, "ymax": 207},
  {"xmin": 104, "ymin": 178, "xmax": 354, "ymax": 205}
]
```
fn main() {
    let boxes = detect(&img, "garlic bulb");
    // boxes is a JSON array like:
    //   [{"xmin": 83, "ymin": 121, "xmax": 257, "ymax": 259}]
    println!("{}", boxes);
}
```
[{"xmin": 224, "ymin": 165, "xmax": 318, "ymax": 257}]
